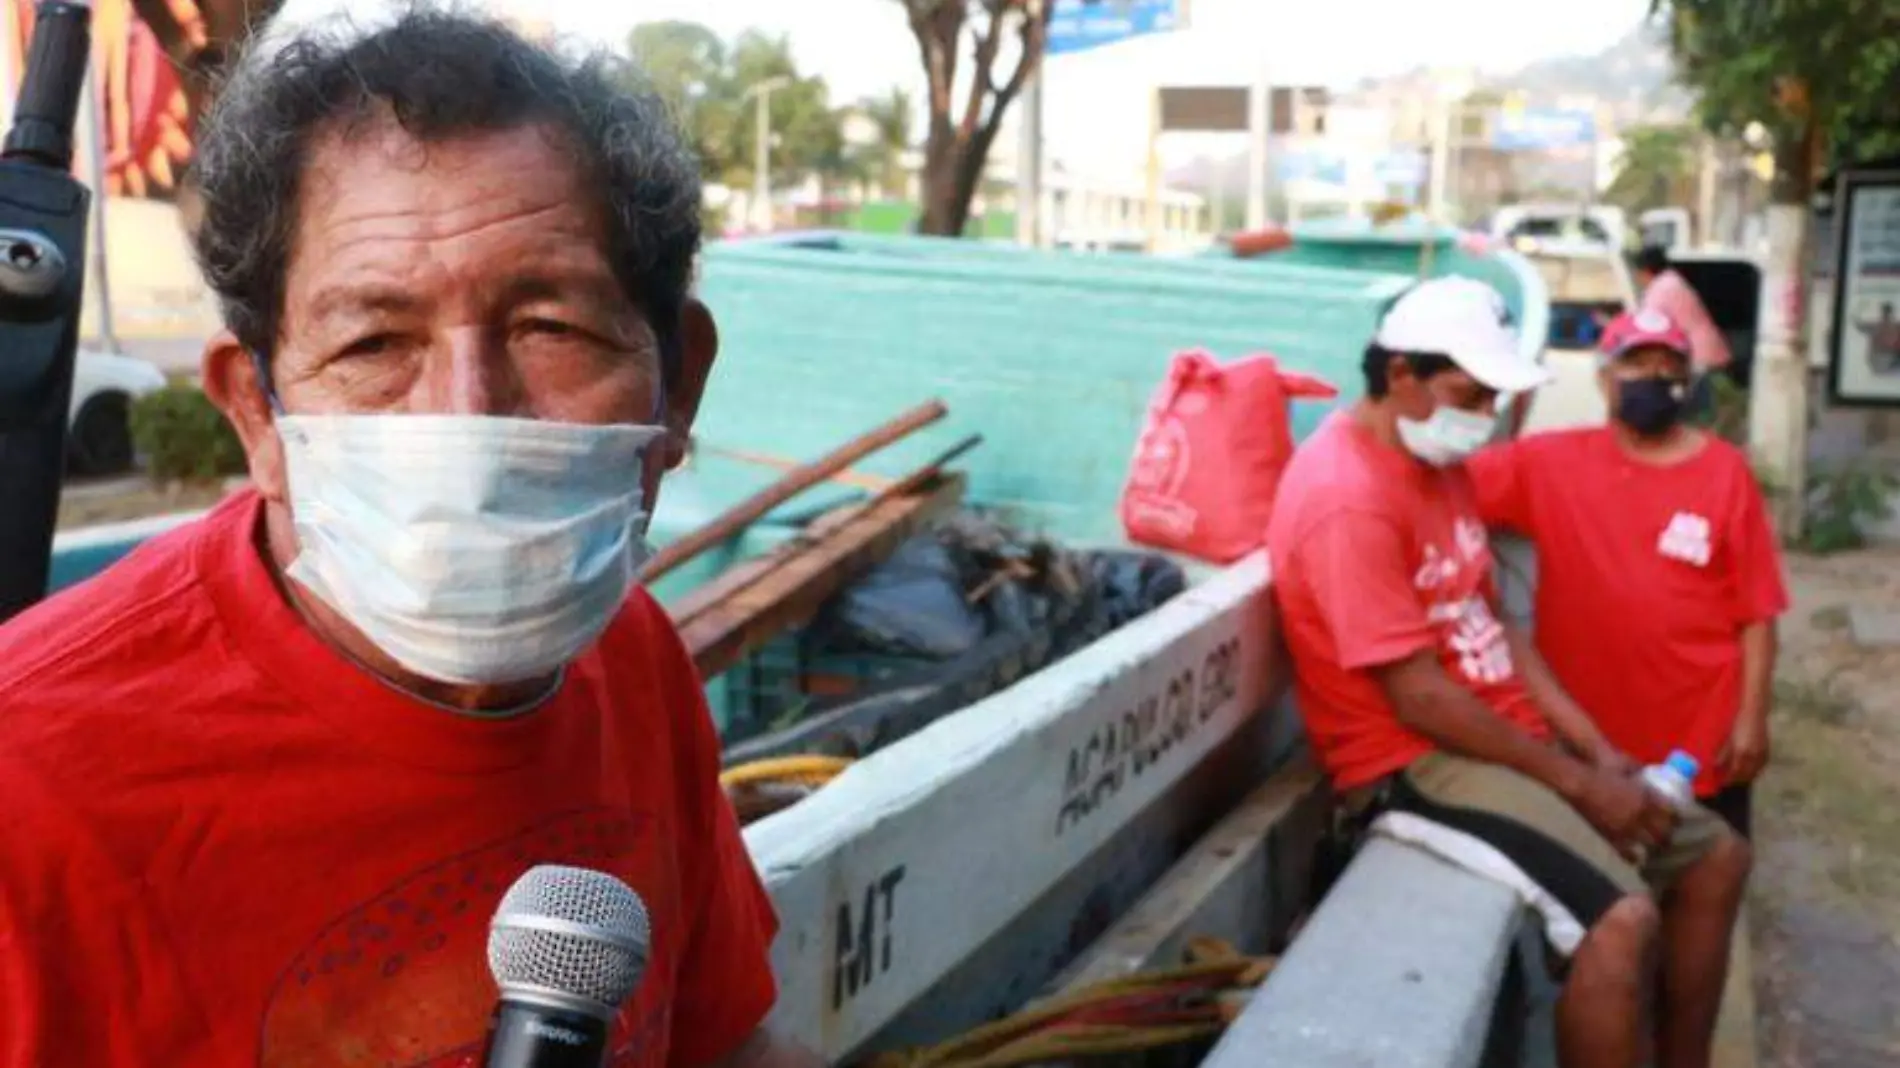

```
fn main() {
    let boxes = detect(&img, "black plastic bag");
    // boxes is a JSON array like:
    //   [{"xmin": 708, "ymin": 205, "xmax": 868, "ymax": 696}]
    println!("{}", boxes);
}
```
[{"xmin": 826, "ymin": 537, "xmax": 986, "ymax": 659}]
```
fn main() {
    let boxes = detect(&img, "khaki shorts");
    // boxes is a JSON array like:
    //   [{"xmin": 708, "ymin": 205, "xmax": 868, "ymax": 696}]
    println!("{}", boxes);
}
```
[{"xmin": 1364, "ymin": 751, "xmax": 1730, "ymax": 957}]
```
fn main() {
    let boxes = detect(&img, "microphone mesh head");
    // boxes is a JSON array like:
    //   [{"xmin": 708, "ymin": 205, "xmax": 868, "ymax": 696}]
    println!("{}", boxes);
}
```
[{"xmin": 488, "ymin": 865, "xmax": 651, "ymax": 1012}]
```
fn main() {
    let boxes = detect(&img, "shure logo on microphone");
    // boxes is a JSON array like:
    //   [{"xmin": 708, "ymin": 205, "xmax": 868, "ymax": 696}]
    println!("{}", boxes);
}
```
[{"xmin": 525, "ymin": 1020, "xmax": 588, "ymax": 1046}]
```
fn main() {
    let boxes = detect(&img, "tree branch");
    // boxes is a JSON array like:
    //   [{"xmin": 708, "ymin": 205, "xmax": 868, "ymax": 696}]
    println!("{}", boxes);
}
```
[
  {"xmin": 903, "ymin": 0, "xmax": 963, "ymax": 128},
  {"xmin": 958, "ymin": 1, "xmax": 1008, "ymax": 140},
  {"xmin": 989, "ymin": 0, "xmax": 1050, "ymax": 119}
]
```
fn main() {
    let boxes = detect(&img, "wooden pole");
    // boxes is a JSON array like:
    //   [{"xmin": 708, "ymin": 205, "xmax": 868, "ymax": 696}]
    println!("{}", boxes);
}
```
[
  {"xmin": 669, "ymin": 433, "xmax": 985, "ymax": 629},
  {"xmin": 639, "ymin": 399, "xmax": 948, "ymax": 582},
  {"xmin": 694, "ymin": 443, "xmax": 895, "ymax": 491}
]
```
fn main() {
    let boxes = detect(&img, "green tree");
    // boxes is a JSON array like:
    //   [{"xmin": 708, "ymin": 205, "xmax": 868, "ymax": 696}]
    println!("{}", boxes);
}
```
[
  {"xmin": 722, "ymin": 31, "xmax": 844, "ymax": 192},
  {"xmin": 1653, "ymin": 0, "xmax": 1900, "ymax": 531},
  {"xmin": 854, "ymin": 87, "xmax": 916, "ymax": 199},
  {"xmin": 1604, "ymin": 124, "xmax": 1699, "ymax": 215},
  {"xmin": 627, "ymin": 22, "xmax": 848, "ymax": 224},
  {"xmin": 627, "ymin": 20, "xmax": 737, "ymax": 179},
  {"xmin": 899, "ymin": 0, "xmax": 1054, "ymax": 236}
]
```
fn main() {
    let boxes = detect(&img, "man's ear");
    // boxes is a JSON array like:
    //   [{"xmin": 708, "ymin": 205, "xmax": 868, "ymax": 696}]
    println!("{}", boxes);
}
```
[
  {"xmin": 659, "ymin": 296, "xmax": 718, "ymax": 471},
  {"xmin": 1384, "ymin": 351, "xmax": 1415, "ymax": 394},
  {"xmin": 201, "ymin": 331, "xmax": 288, "ymax": 503}
]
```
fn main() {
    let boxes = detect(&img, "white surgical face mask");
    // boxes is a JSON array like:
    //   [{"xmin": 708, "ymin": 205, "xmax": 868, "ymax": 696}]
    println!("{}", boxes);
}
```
[
  {"xmin": 1397, "ymin": 405, "xmax": 1495, "ymax": 467},
  {"xmin": 275, "ymin": 413, "xmax": 666, "ymax": 685}
]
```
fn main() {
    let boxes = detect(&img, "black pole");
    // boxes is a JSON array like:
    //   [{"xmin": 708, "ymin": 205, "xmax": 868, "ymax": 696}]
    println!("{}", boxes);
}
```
[{"xmin": 0, "ymin": 1, "xmax": 94, "ymax": 624}]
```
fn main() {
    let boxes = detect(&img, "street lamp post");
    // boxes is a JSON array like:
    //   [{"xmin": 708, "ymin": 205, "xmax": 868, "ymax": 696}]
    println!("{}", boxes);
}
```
[{"xmin": 744, "ymin": 75, "xmax": 792, "ymax": 233}]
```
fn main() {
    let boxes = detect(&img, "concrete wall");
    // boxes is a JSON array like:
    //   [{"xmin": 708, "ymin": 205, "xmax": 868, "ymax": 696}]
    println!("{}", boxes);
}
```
[{"xmin": 1203, "ymin": 838, "xmax": 1558, "ymax": 1068}]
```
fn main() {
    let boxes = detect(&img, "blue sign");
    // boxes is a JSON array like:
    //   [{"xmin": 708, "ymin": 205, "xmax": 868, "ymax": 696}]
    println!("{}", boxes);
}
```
[
  {"xmin": 1275, "ymin": 152, "xmax": 1348, "ymax": 186},
  {"xmin": 1373, "ymin": 151, "xmax": 1426, "ymax": 188},
  {"xmin": 1047, "ymin": 0, "xmax": 1186, "ymax": 56},
  {"xmin": 1492, "ymin": 108, "xmax": 1597, "ymax": 151}
]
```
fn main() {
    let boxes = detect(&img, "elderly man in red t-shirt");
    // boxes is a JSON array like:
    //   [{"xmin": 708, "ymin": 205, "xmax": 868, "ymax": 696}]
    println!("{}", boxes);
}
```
[
  {"xmin": 1466, "ymin": 310, "xmax": 1789, "ymax": 840},
  {"xmin": 0, "ymin": 11, "xmax": 816, "ymax": 1068},
  {"xmin": 1268, "ymin": 278, "xmax": 1751, "ymax": 1068}
]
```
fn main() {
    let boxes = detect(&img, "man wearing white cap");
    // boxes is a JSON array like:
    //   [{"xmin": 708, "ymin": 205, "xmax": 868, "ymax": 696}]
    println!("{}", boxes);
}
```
[{"xmin": 1268, "ymin": 278, "xmax": 1751, "ymax": 1068}]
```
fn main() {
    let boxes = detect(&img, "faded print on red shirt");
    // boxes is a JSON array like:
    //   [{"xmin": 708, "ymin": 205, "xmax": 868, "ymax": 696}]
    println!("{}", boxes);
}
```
[{"xmin": 1267, "ymin": 412, "xmax": 1550, "ymax": 790}]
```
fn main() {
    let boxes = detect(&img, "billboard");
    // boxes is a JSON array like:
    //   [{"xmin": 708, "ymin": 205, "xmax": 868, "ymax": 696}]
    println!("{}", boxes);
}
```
[
  {"xmin": 1275, "ymin": 151, "xmax": 1348, "ymax": 186},
  {"xmin": 1492, "ymin": 107, "xmax": 1597, "ymax": 151},
  {"xmin": 1047, "ymin": 0, "xmax": 1187, "ymax": 56},
  {"xmin": 1373, "ymin": 151, "xmax": 1426, "ymax": 189}
]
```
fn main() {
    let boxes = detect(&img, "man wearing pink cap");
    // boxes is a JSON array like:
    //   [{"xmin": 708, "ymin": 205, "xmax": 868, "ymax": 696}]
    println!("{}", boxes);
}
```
[{"xmin": 1467, "ymin": 308, "xmax": 1789, "ymax": 842}]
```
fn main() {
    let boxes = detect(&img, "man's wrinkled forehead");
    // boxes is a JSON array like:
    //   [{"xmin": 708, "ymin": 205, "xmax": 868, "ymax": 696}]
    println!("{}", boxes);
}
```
[
  {"xmin": 282, "ymin": 117, "xmax": 620, "ymax": 319},
  {"xmin": 292, "ymin": 114, "xmax": 600, "ymax": 241}
]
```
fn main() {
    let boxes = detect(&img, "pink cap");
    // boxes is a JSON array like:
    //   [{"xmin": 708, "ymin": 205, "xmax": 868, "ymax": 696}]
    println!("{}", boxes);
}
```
[{"xmin": 1600, "ymin": 309, "xmax": 1691, "ymax": 361}]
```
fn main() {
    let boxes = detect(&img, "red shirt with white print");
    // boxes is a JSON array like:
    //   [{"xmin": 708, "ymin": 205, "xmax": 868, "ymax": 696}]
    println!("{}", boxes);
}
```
[
  {"xmin": 1267, "ymin": 411, "xmax": 1551, "ymax": 790},
  {"xmin": 1468, "ymin": 428, "xmax": 1789, "ymax": 794}
]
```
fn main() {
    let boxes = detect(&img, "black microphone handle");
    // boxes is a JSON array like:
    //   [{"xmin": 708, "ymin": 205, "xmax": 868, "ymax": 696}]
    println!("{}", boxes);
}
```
[
  {"xmin": 481, "ymin": 997, "xmax": 611, "ymax": 1068},
  {"xmin": 4, "ymin": 1, "xmax": 92, "ymax": 168},
  {"xmin": 0, "ymin": 1, "xmax": 92, "ymax": 622}
]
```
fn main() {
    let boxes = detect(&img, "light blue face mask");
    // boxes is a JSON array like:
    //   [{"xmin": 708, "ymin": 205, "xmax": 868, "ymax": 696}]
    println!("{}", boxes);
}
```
[
  {"xmin": 1397, "ymin": 405, "xmax": 1496, "ymax": 467},
  {"xmin": 254, "ymin": 352, "xmax": 668, "ymax": 685}
]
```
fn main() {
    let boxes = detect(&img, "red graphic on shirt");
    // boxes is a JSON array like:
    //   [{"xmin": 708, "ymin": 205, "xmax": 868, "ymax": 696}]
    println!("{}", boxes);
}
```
[{"xmin": 257, "ymin": 808, "xmax": 666, "ymax": 1068}]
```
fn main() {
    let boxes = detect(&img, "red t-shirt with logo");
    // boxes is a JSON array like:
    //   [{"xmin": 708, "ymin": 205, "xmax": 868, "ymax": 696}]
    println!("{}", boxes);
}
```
[
  {"xmin": 1466, "ymin": 428, "xmax": 1789, "ymax": 795},
  {"xmin": 1266, "ymin": 411, "xmax": 1551, "ymax": 790},
  {"xmin": 0, "ymin": 492, "xmax": 777, "ymax": 1067}
]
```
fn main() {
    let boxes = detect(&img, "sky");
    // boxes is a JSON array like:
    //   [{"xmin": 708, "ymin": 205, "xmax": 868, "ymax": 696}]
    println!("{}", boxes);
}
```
[{"xmin": 273, "ymin": 0, "xmax": 1656, "ymax": 178}]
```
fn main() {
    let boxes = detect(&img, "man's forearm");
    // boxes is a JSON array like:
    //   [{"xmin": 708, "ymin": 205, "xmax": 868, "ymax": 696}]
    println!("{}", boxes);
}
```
[
  {"xmin": 1505, "ymin": 625, "xmax": 1610, "ymax": 757},
  {"xmin": 1739, "ymin": 620, "xmax": 1776, "ymax": 725},
  {"xmin": 1385, "ymin": 666, "xmax": 1590, "ymax": 800}
]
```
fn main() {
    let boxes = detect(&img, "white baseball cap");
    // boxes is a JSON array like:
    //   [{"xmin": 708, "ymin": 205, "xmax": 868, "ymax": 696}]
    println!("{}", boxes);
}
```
[{"xmin": 1374, "ymin": 277, "xmax": 1550, "ymax": 392}]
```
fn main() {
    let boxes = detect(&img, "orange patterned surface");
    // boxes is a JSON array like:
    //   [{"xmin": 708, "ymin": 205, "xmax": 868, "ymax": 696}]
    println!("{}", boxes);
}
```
[{"xmin": 7, "ymin": 0, "xmax": 195, "ymax": 196}]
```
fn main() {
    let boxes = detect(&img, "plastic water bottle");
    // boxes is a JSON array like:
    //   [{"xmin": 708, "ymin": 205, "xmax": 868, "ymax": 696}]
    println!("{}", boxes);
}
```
[{"xmin": 1641, "ymin": 750, "xmax": 1700, "ymax": 813}]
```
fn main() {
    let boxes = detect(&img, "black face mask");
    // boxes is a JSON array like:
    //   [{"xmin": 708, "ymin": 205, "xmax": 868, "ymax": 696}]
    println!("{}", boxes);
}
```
[{"xmin": 1615, "ymin": 377, "xmax": 1687, "ymax": 436}]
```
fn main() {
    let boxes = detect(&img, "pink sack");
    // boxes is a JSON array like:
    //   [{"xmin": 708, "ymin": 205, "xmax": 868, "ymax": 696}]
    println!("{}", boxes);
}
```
[{"xmin": 1120, "ymin": 350, "xmax": 1338, "ymax": 563}]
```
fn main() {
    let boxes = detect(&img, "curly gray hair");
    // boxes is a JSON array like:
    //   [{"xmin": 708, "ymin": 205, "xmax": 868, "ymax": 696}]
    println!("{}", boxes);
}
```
[{"xmin": 189, "ymin": 5, "xmax": 703, "ymax": 379}]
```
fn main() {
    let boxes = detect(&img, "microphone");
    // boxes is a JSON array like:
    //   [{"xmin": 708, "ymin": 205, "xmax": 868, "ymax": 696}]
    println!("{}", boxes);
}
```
[
  {"xmin": 0, "ymin": 1, "xmax": 95, "ymax": 622},
  {"xmin": 482, "ymin": 864, "xmax": 652, "ymax": 1068}
]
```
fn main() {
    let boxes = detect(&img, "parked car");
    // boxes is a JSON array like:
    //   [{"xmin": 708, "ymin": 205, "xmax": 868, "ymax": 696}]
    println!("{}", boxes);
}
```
[
  {"xmin": 1515, "ymin": 239, "xmax": 1639, "ymax": 434},
  {"xmin": 68, "ymin": 347, "xmax": 167, "ymax": 475}
]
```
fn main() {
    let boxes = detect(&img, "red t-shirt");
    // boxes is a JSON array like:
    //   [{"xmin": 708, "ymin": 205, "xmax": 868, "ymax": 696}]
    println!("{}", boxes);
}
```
[
  {"xmin": 1466, "ymin": 428, "xmax": 1789, "ymax": 795},
  {"xmin": 0, "ymin": 492, "xmax": 777, "ymax": 1067},
  {"xmin": 1266, "ymin": 411, "xmax": 1551, "ymax": 790}
]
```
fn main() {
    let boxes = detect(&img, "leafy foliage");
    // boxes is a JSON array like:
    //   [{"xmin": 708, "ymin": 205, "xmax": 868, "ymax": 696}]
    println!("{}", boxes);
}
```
[
  {"xmin": 129, "ymin": 385, "xmax": 248, "ymax": 486},
  {"xmin": 852, "ymin": 87, "xmax": 918, "ymax": 199},
  {"xmin": 1654, "ymin": 0, "xmax": 1900, "ymax": 193},
  {"xmin": 1801, "ymin": 461, "xmax": 1900, "ymax": 552},
  {"xmin": 1604, "ymin": 124, "xmax": 1699, "ymax": 215},
  {"xmin": 628, "ymin": 22, "xmax": 914, "ymax": 220}
]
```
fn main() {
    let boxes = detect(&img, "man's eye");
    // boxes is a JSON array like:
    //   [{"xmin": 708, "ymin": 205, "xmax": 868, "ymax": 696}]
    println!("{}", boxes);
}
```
[
  {"xmin": 520, "ymin": 318, "xmax": 582, "ymax": 338},
  {"xmin": 341, "ymin": 333, "xmax": 399, "ymax": 358}
]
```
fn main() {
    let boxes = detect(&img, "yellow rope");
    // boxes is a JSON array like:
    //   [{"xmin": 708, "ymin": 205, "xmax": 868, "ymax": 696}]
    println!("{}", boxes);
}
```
[
  {"xmin": 719, "ymin": 754, "xmax": 855, "ymax": 790},
  {"xmin": 862, "ymin": 939, "xmax": 1275, "ymax": 1068}
]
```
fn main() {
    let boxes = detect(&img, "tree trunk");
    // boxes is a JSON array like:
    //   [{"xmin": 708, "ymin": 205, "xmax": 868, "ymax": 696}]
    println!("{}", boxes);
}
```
[
  {"xmin": 916, "ymin": 127, "xmax": 963, "ymax": 235},
  {"xmin": 907, "ymin": 2, "xmax": 1050, "ymax": 237},
  {"xmin": 1749, "ymin": 124, "xmax": 1818, "ymax": 538}
]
